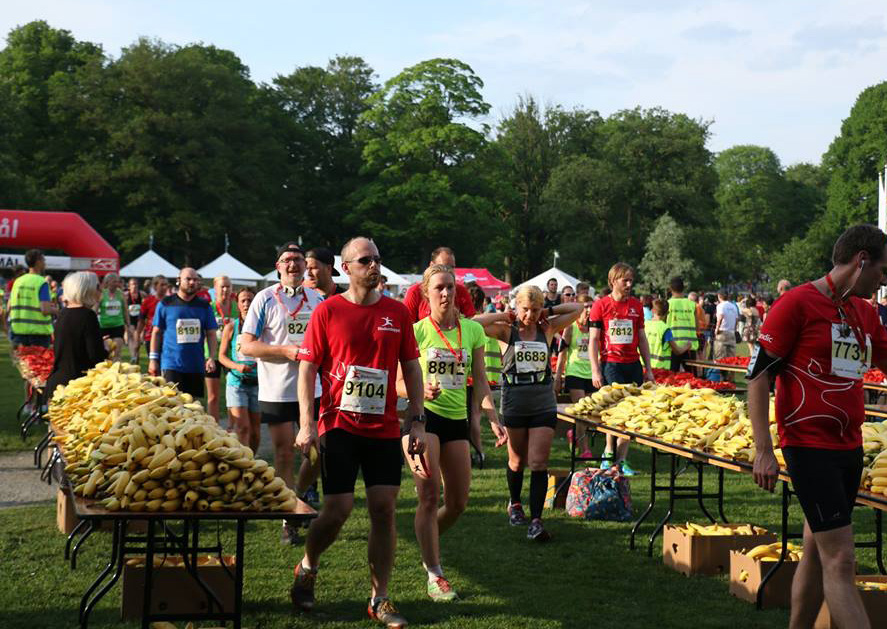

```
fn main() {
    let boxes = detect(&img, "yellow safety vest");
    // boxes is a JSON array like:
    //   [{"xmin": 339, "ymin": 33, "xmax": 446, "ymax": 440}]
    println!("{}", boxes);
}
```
[
  {"xmin": 644, "ymin": 319, "xmax": 672, "ymax": 370},
  {"xmin": 666, "ymin": 297, "xmax": 699, "ymax": 351},
  {"xmin": 9, "ymin": 273, "xmax": 52, "ymax": 335},
  {"xmin": 484, "ymin": 335, "xmax": 502, "ymax": 386}
]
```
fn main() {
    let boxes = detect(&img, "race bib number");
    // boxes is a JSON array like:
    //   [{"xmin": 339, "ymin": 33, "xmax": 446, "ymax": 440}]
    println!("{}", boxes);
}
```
[
  {"xmin": 127, "ymin": 304, "xmax": 141, "ymax": 318},
  {"xmin": 286, "ymin": 312, "xmax": 312, "ymax": 344},
  {"xmin": 514, "ymin": 341, "xmax": 548, "ymax": 373},
  {"xmin": 608, "ymin": 319, "xmax": 634, "ymax": 345},
  {"xmin": 105, "ymin": 300, "xmax": 122, "ymax": 317},
  {"xmin": 340, "ymin": 365, "xmax": 388, "ymax": 415},
  {"xmin": 577, "ymin": 335, "xmax": 590, "ymax": 360},
  {"xmin": 175, "ymin": 318, "xmax": 201, "ymax": 344},
  {"xmin": 426, "ymin": 347, "xmax": 466, "ymax": 390},
  {"xmin": 830, "ymin": 324, "xmax": 871, "ymax": 380}
]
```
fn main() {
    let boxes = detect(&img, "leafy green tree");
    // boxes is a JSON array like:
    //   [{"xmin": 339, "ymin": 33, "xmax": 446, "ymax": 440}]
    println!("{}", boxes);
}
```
[
  {"xmin": 637, "ymin": 213, "xmax": 698, "ymax": 294},
  {"xmin": 271, "ymin": 56, "xmax": 377, "ymax": 249},
  {"xmin": 352, "ymin": 58, "xmax": 495, "ymax": 270},
  {"xmin": 51, "ymin": 38, "xmax": 286, "ymax": 269},
  {"xmin": 0, "ymin": 20, "xmax": 104, "ymax": 206}
]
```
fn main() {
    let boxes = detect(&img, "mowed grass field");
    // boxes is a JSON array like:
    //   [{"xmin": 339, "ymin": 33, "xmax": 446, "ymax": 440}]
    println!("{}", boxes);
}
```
[{"xmin": 1, "ymin": 337, "xmax": 880, "ymax": 629}]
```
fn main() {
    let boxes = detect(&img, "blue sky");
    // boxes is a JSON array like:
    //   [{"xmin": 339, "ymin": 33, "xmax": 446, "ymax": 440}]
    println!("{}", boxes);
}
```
[{"xmin": 3, "ymin": 0, "xmax": 886, "ymax": 166}]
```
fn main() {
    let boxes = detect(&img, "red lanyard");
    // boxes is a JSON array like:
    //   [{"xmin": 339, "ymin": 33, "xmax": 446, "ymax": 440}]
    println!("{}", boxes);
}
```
[
  {"xmin": 825, "ymin": 273, "xmax": 867, "ymax": 350},
  {"xmin": 214, "ymin": 299, "xmax": 232, "ymax": 325},
  {"xmin": 429, "ymin": 316, "xmax": 462, "ymax": 360},
  {"xmin": 273, "ymin": 285, "xmax": 308, "ymax": 320}
]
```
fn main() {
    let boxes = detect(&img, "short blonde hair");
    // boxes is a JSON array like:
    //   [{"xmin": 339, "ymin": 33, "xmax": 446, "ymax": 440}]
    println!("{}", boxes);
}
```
[
  {"xmin": 421, "ymin": 264, "xmax": 455, "ymax": 298},
  {"xmin": 63, "ymin": 271, "xmax": 100, "ymax": 307},
  {"xmin": 515, "ymin": 285, "xmax": 543, "ymax": 309},
  {"xmin": 214, "ymin": 275, "xmax": 231, "ymax": 288},
  {"xmin": 607, "ymin": 263, "xmax": 634, "ymax": 288}
]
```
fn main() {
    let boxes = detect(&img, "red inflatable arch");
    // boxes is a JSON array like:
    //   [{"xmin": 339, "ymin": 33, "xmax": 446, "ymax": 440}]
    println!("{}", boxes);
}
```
[{"xmin": 0, "ymin": 209, "xmax": 118, "ymax": 274}]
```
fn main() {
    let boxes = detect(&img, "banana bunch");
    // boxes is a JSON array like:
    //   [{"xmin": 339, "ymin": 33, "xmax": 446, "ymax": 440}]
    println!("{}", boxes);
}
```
[
  {"xmin": 676, "ymin": 522, "xmax": 768, "ymax": 536},
  {"xmin": 862, "ymin": 421, "xmax": 887, "ymax": 467},
  {"xmin": 54, "ymin": 363, "xmax": 298, "ymax": 513},
  {"xmin": 858, "ymin": 580, "xmax": 887, "ymax": 591},
  {"xmin": 565, "ymin": 382, "xmax": 655, "ymax": 417},
  {"xmin": 742, "ymin": 542, "xmax": 803, "ymax": 562},
  {"xmin": 861, "ymin": 450, "xmax": 887, "ymax": 495}
]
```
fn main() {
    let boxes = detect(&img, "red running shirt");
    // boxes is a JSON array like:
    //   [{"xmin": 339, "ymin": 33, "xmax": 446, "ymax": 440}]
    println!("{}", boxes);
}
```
[
  {"xmin": 403, "ymin": 282, "xmax": 476, "ymax": 323},
  {"xmin": 140, "ymin": 295, "xmax": 159, "ymax": 343},
  {"xmin": 759, "ymin": 282, "xmax": 887, "ymax": 450},
  {"xmin": 298, "ymin": 294, "xmax": 419, "ymax": 439},
  {"xmin": 589, "ymin": 295, "xmax": 645, "ymax": 364}
]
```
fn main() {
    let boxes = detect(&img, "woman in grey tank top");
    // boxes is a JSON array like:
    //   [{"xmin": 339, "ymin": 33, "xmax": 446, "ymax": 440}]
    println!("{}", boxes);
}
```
[{"xmin": 477, "ymin": 286, "xmax": 582, "ymax": 542}]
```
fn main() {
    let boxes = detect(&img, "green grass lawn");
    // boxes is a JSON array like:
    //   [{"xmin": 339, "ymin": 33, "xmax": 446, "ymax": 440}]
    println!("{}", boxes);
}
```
[{"xmin": 2, "ymin": 344, "xmax": 882, "ymax": 628}]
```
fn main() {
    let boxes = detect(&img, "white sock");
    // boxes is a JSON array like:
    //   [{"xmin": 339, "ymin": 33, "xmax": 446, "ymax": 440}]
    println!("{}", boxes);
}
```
[
  {"xmin": 301, "ymin": 558, "xmax": 317, "ymax": 573},
  {"xmin": 425, "ymin": 564, "xmax": 443, "ymax": 580}
]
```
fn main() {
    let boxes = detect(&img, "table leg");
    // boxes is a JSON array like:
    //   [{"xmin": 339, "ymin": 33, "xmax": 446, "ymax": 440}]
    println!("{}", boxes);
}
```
[
  {"xmin": 33, "ymin": 427, "xmax": 50, "ymax": 467},
  {"xmin": 630, "ymin": 447, "xmax": 658, "ymax": 550},
  {"xmin": 66, "ymin": 518, "xmax": 88, "ymax": 561},
  {"xmin": 79, "ymin": 519, "xmax": 121, "ymax": 627},
  {"xmin": 647, "ymin": 453, "xmax": 677, "ymax": 557},
  {"xmin": 757, "ymin": 480, "xmax": 790, "ymax": 610},
  {"xmin": 141, "ymin": 518, "xmax": 156, "ymax": 629},
  {"xmin": 695, "ymin": 463, "xmax": 716, "ymax": 524},
  {"xmin": 876, "ymin": 509, "xmax": 885, "ymax": 575},
  {"xmin": 71, "ymin": 519, "xmax": 96, "ymax": 570},
  {"xmin": 717, "ymin": 468, "xmax": 729, "ymax": 523},
  {"xmin": 234, "ymin": 520, "xmax": 245, "ymax": 629}
]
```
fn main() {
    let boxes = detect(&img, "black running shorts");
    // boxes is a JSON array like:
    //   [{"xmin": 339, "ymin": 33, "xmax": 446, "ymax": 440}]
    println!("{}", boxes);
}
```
[
  {"xmin": 319, "ymin": 428, "xmax": 402, "ymax": 495},
  {"xmin": 782, "ymin": 445, "xmax": 863, "ymax": 533}
]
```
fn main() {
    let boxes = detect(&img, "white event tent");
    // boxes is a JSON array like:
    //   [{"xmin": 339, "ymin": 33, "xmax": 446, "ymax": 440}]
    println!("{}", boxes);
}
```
[
  {"xmin": 514, "ymin": 266, "xmax": 583, "ymax": 294},
  {"xmin": 263, "ymin": 255, "xmax": 410, "ymax": 287},
  {"xmin": 119, "ymin": 249, "xmax": 180, "ymax": 278},
  {"xmin": 198, "ymin": 252, "xmax": 263, "ymax": 285}
]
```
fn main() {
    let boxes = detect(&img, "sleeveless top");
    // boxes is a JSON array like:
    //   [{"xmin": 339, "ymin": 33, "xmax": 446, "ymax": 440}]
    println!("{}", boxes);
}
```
[
  {"xmin": 227, "ymin": 319, "xmax": 258, "ymax": 387},
  {"xmin": 500, "ymin": 323, "xmax": 556, "ymax": 417}
]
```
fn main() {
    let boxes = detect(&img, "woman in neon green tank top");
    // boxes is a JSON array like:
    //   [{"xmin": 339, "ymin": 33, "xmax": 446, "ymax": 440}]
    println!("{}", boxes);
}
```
[
  {"xmin": 97, "ymin": 273, "xmax": 125, "ymax": 360},
  {"xmin": 396, "ymin": 264, "xmax": 506, "ymax": 601}
]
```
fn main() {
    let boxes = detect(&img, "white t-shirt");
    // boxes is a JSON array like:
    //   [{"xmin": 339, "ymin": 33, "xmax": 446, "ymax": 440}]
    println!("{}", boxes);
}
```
[
  {"xmin": 716, "ymin": 301, "xmax": 739, "ymax": 333},
  {"xmin": 242, "ymin": 283, "xmax": 323, "ymax": 402}
]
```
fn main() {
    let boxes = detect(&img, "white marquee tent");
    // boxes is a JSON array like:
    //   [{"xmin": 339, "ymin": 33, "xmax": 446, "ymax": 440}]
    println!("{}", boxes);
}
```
[
  {"xmin": 119, "ymin": 249, "xmax": 180, "ymax": 278},
  {"xmin": 198, "ymin": 252, "xmax": 263, "ymax": 285},
  {"xmin": 514, "ymin": 266, "xmax": 583, "ymax": 294},
  {"xmin": 263, "ymin": 255, "xmax": 409, "ymax": 286}
]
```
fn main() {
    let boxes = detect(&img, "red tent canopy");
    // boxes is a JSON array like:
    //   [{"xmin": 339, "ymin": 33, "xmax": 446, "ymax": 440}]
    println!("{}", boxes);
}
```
[{"xmin": 455, "ymin": 268, "xmax": 510, "ymax": 294}]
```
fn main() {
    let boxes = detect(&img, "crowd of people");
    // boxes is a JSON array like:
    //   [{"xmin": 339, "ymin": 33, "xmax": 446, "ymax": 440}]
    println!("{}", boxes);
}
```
[{"xmin": 7, "ymin": 225, "xmax": 887, "ymax": 628}]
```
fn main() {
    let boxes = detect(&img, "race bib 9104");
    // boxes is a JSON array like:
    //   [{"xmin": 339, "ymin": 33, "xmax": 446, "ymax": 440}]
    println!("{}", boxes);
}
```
[
  {"xmin": 830, "ymin": 323, "xmax": 871, "ymax": 380},
  {"xmin": 426, "ymin": 347, "xmax": 466, "ymax": 389},
  {"xmin": 340, "ymin": 365, "xmax": 387, "ymax": 415}
]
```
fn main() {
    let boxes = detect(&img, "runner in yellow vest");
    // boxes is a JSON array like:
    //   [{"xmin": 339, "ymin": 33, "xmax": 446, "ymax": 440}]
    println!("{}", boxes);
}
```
[
  {"xmin": 554, "ymin": 294, "xmax": 594, "ymax": 457},
  {"xmin": 666, "ymin": 277, "xmax": 698, "ymax": 372},
  {"xmin": 8, "ymin": 249, "xmax": 56, "ymax": 347},
  {"xmin": 644, "ymin": 299, "xmax": 691, "ymax": 371},
  {"xmin": 467, "ymin": 284, "xmax": 504, "ymax": 468}
]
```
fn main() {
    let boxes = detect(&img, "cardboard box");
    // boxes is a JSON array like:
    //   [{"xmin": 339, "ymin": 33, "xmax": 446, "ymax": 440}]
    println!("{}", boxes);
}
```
[
  {"xmin": 814, "ymin": 575, "xmax": 887, "ymax": 628},
  {"xmin": 663, "ymin": 524, "xmax": 777, "ymax": 576},
  {"xmin": 57, "ymin": 489, "xmax": 78, "ymax": 535},
  {"xmin": 729, "ymin": 549, "xmax": 799, "ymax": 608},
  {"xmin": 545, "ymin": 469, "xmax": 571, "ymax": 510},
  {"xmin": 121, "ymin": 555, "xmax": 236, "ymax": 620}
]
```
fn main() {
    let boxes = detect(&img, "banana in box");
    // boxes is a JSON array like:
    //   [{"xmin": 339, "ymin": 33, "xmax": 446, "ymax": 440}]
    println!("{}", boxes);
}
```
[
  {"xmin": 815, "ymin": 576, "xmax": 887, "ymax": 628},
  {"xmin": 729, "ymin": 543, "xmax": 804, "ymax": 609},
  {"xmin": 663, "ymin": 523, "xmax": 777, "ymax": 576}
]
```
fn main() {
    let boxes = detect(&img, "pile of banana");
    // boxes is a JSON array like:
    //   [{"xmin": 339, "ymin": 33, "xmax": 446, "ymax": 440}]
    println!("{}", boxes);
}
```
[
  {"xmin": 861, "ymin": 450, "xmax": 887, "ymax": 496},
  {"xmin": 863, "ymin": 421, "xmax": 887, "ymax": 467},
  {"xmin": 564, "ymin": 381, "xmax": 656, "ymax": 417},
  {"xmin": 674, "ymin": 522, "xmax": 768, "ymax": 536},
  {"xmin": 741, "ymin": 542, "xmax": 803, "ymax": 562},
  {"xmin": 858, "ymin": 580, "xmax": 887, "ymax": 591},
  {"xmin": 598, "ymin": 386, "xmax": 761, "ymax": 460},
  {"xmin": 52, "ymin": 361, "xmax": 298, "ymax": 513}
]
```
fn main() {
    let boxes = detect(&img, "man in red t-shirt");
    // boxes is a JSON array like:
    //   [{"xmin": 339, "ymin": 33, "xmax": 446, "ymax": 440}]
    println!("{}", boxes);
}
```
[
  {"xmin": 589, "ymin": 262, "xmax": 654, "ymax": 475},
  {"xmin": 292, "ymin": 237, "xmax": 426, "ymax": 626},
  {"xmin": 748, "ymin": 225, "xmax": 887, "ymax": 629},
  {"xmin": 137, "ymin": 275, "xmax": 169, "ymax": 344},
  {"xmin": 403, "ymin": 246, "xmax": 476, "ymax": 322}
]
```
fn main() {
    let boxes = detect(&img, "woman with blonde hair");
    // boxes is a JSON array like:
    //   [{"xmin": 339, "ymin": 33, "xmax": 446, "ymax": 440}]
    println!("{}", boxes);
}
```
[
  {"xmin": 397, "ymin": 264, "xmax": 507, "ymax": 599},
  {"xmin": 46, "ymin": 272, "xmax": 108, "ymax": 395},
  {"xmin": 480, "ymin": 284, "xmax": 582, "ymax": 541}
]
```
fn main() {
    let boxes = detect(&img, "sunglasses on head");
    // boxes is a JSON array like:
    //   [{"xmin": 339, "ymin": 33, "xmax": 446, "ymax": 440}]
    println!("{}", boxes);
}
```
[{"xmin": 347, "ymin": 255, "xmax": 382, "ymax": 266}]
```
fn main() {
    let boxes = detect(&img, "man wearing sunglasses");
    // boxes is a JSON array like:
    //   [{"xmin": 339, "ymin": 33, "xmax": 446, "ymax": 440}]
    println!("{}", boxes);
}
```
[
  {"xmin": 292, "ymin": 236, "xmax": 426, "ymax": 627},
  {"xmin": 403, "ymin": 246, "xmax": 475, "ymax": 323},
  {"xmin": 748, "ymin": 224, "xmax": 887, "ymax": 629},
  {"xmin": 239, "ymin": 242, "xmax": 323, "ymax": 544}
]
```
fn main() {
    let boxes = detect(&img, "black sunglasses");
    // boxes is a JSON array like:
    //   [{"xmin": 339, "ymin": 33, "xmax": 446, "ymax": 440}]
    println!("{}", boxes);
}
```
[{"xmin": 346, "ymin": 255, "xmax": 382, "ymax": 266}]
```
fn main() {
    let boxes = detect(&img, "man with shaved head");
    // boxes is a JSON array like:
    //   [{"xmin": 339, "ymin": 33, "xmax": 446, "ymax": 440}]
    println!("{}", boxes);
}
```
[
  {"xmin": 403, "ymin": 246, "xmax": 475, "ymax": 322},
  {"xmin": 292, "ymin": 236, "xmax": 426, "ymax": 627},
  {"xmin": 148, "ymin": 267, "xmax": 218, "ymax": 399}
]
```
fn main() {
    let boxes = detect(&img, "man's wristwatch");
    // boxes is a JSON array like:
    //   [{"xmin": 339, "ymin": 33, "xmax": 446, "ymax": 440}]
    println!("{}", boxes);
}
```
[{"xmin": 410, "ymin": 414, "xmax": 426, "ymax": 427}]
